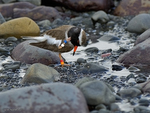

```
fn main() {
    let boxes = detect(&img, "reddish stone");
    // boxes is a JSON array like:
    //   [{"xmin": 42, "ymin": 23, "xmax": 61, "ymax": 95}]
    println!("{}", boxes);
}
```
[
  {"xmin": 114, "ymin": 0, "xmax": 150, "ymax": 16},
  {"xmin": 11, "ymin": 40, "xmax": 60, "ymax": 65}
]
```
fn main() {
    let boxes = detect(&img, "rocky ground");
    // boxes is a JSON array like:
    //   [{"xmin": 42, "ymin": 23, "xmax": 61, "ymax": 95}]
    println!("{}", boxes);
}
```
[{"xmin": 0, "ymin": 1, "xmax": 150, "ymax": 113}]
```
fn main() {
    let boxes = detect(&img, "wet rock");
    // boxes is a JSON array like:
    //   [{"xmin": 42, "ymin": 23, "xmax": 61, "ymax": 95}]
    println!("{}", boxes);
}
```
[
  {"xmin": 18, "ymin": 0, "xmax": 41, "ymax": 6},
  {"xmin": 85, "ymin": 47, "xmax": 99, "ymax": 54},
  {"xmin": 114, "ymin": 0, "xmax": 150, "ymax": 16},
  {"xmin": 135, "ymin": 73, "xmax": 147, "ymax": 83},
  {"xmin": 37, "ymin": 19, "xmax": 51, "ymax": 29},
  {"xmin": 76, "ymin": 58, "xmax": 86, "ymax": 64},
  {"xmin": 0, "ymin": 82, "xmax": 89, "ymax": 113},
  {"xmin": 42, "ymin": 0, "xmax": 114, "ymax": 12},
  {"xmin": 0, "ymin": 2, "xmax": 36, "ymax": 18},
  {"xmin": 0, "ymin": 17, "xmax": 40, "ymax": 38},
  {"xmin": 21, "ymin": 63, "xmax": 60, "ymax": 84},
  {"xmin": 79, "ymin": 63, "xmax": 108, "ymax": 74},
  {"xmin": 137, "ymin": 80, "xmax": 150, "ymax": 93},
  {"xmin": 2, "ymin": 61, "xmax": 21, "ymax": 71},
  {"xmin": 76, "ymin": 77, "xmax": 116, "ymax": 105},
  {"xmin": 14, "ymin": 6, "xmax": 62, "ymax": 22},
  {"xmin": 135, "ymin": 28, "xmax": 150, "ymax": 45},
  {"xmin": 11, "ymin": 40, "xmax": 60, "ymax": 65},
  {"xmin": 91, "ymin": 10, "xmax": 109, "ymax": 24},
  {"xmin": 112, "ymin": 64, "xmax": 123, "ymax": 71},
  {"xmin": 134, "ymin": 106, "xmax": 150, "ymax": 113},
  {"xmin": 0, "ymin": 47, "xmax": 9, "ymax": 56},
  {"xmin": 109, "ymin": 103, "xmax": 120, "ymax": 112},
  {"xmin": 117, "ymin": 87, "xmax": 141, "ymax": 98},
  {"xmin": 127, "ymin": 14, "xmax": 150, "ymax": 34},
  {"xmin": 0, "ymin": 13, "xmax": 5, "ymax": 24},
  {"xmin": 138, "ymin": 99, "xmax": 150, "ymax": 107},
  {"xmin": 117, "ymin": 38, "xmax": 150, "ymax": 67},
  {"xmin": 100, "ymin": 35, "xmax": 119, "ymax": 42}
]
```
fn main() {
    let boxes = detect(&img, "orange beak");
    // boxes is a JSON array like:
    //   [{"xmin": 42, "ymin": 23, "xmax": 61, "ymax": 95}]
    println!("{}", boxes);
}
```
[{"xmin": 73, "ymin": 46, "xmax": 78, "ymax": 56}]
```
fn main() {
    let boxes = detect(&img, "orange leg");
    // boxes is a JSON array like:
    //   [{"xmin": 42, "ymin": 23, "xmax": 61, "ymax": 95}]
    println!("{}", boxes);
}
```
[{"xmin": 59, "ymin": 53, "xmax": 70, "ymax": 67}]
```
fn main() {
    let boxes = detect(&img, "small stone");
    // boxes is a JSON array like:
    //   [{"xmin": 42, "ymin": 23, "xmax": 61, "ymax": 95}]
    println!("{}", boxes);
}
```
[{"xmin": 77, "ymin": 58, "xmax": 86, "ymax": 64}]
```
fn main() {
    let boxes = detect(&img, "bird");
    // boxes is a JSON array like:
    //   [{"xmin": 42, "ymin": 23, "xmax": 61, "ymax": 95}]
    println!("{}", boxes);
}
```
[{"xmin": 23, "ymin": 25, "xmax": 87, "ymax": 67}]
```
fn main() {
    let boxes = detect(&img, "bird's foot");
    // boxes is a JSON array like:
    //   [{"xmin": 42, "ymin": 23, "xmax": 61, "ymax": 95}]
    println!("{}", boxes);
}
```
[{"xmin": 60, "ymin": 59, "xmax": 70, "ymax": 67}]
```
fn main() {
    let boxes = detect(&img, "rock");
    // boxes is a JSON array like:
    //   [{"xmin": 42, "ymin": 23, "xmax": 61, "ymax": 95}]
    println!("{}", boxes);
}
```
[
  {"xmin": 114, "ymin": 0, "xmax": 150, "ymax": 16},
  {"xmin": 0, "ymin": 2, "xmax": 36, "ymax": 18},
  {"xmin": 134, "ymin": 106, "xmax": 150, "ymax": 113},
  {"xmin": 112, "ymin": 64, "xmax": 123, "ymax": 71},
  {"xmin": 18, "ymin": 0, "xmax": 41, "ymax": 6},
  {"xmin": 0, "ymin": 13, "xmax": 6, "ymax": 24},
  {"xmin": 85, "ymin": 47, "xmax": 99, "ymax": 54},
  {"xmin": 76, "ymin": 58, "xmax": 86, "ymax": 64},
  {"xmin": 2, "ymin": 0, "xmax": 16, "ymax": 3},
  {"xmin": 137, "ymin": 80, "xmax": 150, "ymax": 93},
  {"xmin": 11, "ymin": 40, "xmax": 60, "ymax": 65},
  {"xmin": 117, "ymin": 38, "xmax": 150, "ymax": 67},
  {"xmin": 2, "ymin": 61, "xmax": 21, "ymax": 71},
  {"xmin": 135, "ymin": 73, "xmax": 147, "ymax": 83},
  {"xmin": 79, "ymin": 63, "xmax": 108, "ymax": 74},
  {"xmin": 13, "ymin": 6, "xmax": 62, "ymax": 22},
  {"xmin": 0, "ymin": 83, "xmax": 89, "ymax": 113},
  {"xmin": 42, "ymin": 0, "xmax": 114, "ymax": 12},
  {"xmin": 100, "ymin": 35, "xmax": 119, "ymax": 42},
  {"xmin": 21, "ymin": 63, "xmax": 60, "ymax": 84},
  {"xmin": 0, "ymin": 17, "xmax": 40, "ymax": 38},
  {"xmin": 127, "ymin": 14, "xmax": 150, "ymax": 34},
  {"xmin": 117, "ymin": 87, "xmax": 141, "ymax": 98},
  {"xmin": 76, "ymin": 77, "xmax": 116, "ymax": 105},
  {"xmin": 91, "ymin": 10, "xmax": 109, "ymax": 24},
  {"xmin": 138, "ymin": 99, "xmax": 150, "ymax": 107},
  {"xmin": 37, "ymin": 19, "xmax": 51, "ymax": 29},
  {"xmin": 135, "ymin": 28, "xmax": 150, "ymax": 45}
]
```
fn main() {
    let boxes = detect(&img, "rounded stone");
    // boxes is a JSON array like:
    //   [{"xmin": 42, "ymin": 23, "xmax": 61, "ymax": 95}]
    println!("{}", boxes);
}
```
[
  {"xmin": 0, "ymin": 17, "xmax": 40, "ymax": 38},
  {"xmin": 11, "ymin": 40, "xmax": 60, "ymax": 65}
]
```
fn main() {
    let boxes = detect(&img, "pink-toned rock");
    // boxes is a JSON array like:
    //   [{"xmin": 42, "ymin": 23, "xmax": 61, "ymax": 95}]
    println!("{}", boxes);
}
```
[
  {"xmin": 0, "ymin": 83, "xmax": 89, "ymax": 113},
  {"xmin": 117, "ymin": 38, "xmax": 150, "ymax": 67},
  {"xmin": 13, "ymin": 6, "xmax": 61, "ymax": 22},
  {"xmin": 0, "ymin": 2, "xmax": 36, "ymax": 18},
  {"xmin": 137, "ymin": 80, "xmax": 150, "ymax": 93},
  {"xmin": 114, "ymin": 0, "xmax": 150, "ymax": 16},
  {"xmin": 11, "ymin": 40, "xmax": 60, "ymax": 65},
  {"xmin": 42, "ymin": 0, "xmax": 114, "ymax": 12}
]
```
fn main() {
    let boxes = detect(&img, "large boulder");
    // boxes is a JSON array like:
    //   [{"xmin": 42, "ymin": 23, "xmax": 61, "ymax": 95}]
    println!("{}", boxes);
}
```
[
  {"xmin": 18, "ymin": 0, "xmax": 41, "ymax": 6},
  {"xmin": 114, "ymin": 0, "xmax": 150, "ymax": 16},
  {"xmin": 127, "ymin": 14, "xmax": 150, "ymax": 34},
  {"xmin": 0, "ymin": 83, "xmax": 89, "ymax": 113},
  {"xmin": 76, "ymin": 77, "xmax": 116, "ymax": 105},
  {"xmin": 117, "ymin": 38, "xmax": 150, "ymax": 67},
  {"xmin": 42, "ymin": 0, "xmax": 114, "ymax": 12},
  {"xmin": 0, "ymin": 2, "xmax": 36, "ymax": 18},
  {"xmin": 13, "ymin": 6, "xmax": 62, "ymax": 22},
  {"xmin": 0, "ymin": 17, "xmax": 40, "ymax": 38},
  {"xmin": 21, "ymin": 63, "xmax": 60, "ymax": 84},
  {"xmin": 11, "ymin": 40, "xmax": 60, "ymax": 65}
]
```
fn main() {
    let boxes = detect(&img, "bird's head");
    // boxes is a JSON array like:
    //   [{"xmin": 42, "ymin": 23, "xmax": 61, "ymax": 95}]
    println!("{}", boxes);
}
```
[{"xmin": 68, "ymin": 27, "xmax": 86, "ymax": 55}]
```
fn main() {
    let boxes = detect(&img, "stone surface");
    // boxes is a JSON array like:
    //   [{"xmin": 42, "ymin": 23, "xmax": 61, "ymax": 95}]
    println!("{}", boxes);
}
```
[
  {"xmin": 114, "ymin": 0, "xmax": 150, "ymax": 16},
  {"xmin": 21, "ymin": 63, "xmax": 60, "ymax": 84},
  {"xmin": 0, "ymin": 83, "xmax": 89, "ymax": 113},
  {"xmin": 135, "ymin": 28, "xmax": 150, "ymax": 45},
  {"xmin": 127, "ymin": 14, "xmax": 150, "ymax": 34},
  {"xmin": 0, "ymin": 17, "xmax": 40, "ymax": 38},
  {"xmin": 76, "ymin": 77, "xmax": 116, "ymax": 105},
  {"xmin": 91, "ymin": 10, "xmax": 109, "ymax": 24},
  {"xmin": 11, "ymin": 40, "xmax": 60, "ymax": 65},
  {"xmin": 118, "ymin": 87, "xmax": 141, "ymax": 98},
  {"xmin": 117, "ymin": 38, "xmax": 150, "ymax": 67},
  {"xmin": 42, "ymin": 0, "xmax": 114, "ymax": 12},
  {"xmin": 13, "ymin": 6, "xmax": 61, "ymax": 22},
  {"xmin": 137, "ymin": 80, "xmax": 150, "ymax": 93},
  {"xmin": 0, "ymin": 2, "xmax": 36, "ymax": 18},
  {"xmin": 18, "ymin": 0, "xmax": 41, "ymax": 6},
  {"xmin": 0, "ymin": 13, "xmax": 6, "ymax": 24},
  {"xmin": 79, "ymin": 63, "xmax": 108, "ymax": 74}
]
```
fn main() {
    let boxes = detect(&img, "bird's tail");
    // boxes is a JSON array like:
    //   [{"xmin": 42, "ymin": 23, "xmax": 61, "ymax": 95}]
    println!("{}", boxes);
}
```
[{"xmin": 21, "ymin": 36, "xmax": 46, "ymax": 42}]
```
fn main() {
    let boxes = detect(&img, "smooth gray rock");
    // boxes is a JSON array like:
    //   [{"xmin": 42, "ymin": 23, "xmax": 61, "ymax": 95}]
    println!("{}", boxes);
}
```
[
  {"xmin": 76, "ymin": 78, "xmax": 116, "ymax": 105},
  {"xmin": 0, "ymin": 83, "xmax": 89, "ymax": 113},
  {"xmin": 21, "ymin": 63, "xmax": 60, "ymax": 84},
  {"xmin": 127, "ymin": 14, "xmax": 150, "ymax": 34}
]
